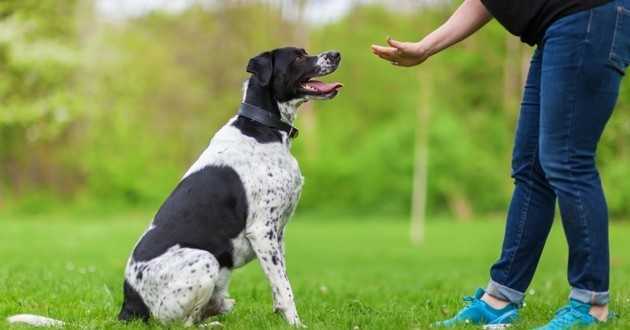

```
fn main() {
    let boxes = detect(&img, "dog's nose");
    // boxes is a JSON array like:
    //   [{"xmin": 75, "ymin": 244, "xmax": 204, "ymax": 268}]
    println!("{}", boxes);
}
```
[{"xmin": 328, "ymin": 51, "xmax": 341, "ymax": 62}]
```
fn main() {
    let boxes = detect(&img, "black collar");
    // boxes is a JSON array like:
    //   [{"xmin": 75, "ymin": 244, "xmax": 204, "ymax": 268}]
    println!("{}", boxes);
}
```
[{"xmin": 238, "ymin": 103, "xmax": 299, "ymax": 139}]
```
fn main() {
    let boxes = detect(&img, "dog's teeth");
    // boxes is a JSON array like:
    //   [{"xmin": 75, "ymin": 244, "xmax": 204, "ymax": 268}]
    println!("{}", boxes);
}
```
[{"xmin": 304, "ymin": 85, "xmax": 317, "ymax": 92}]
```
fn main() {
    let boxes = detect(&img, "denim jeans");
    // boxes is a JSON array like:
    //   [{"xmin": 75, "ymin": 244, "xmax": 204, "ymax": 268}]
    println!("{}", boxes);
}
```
[{"xmin": 486, "ymin": 0, "xmax": 630, "ymax": 306}]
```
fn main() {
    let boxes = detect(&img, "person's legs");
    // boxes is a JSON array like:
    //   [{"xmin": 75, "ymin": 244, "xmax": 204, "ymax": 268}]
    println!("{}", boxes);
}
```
[
  {"xmin": 433, "ymin": 48, "xmax": 556, "ymax": 328},
  {"xmin": 538, "ymin": 1, "xmax": 623, "ymax": 311},
  {"xmin": 532, "ymin": 2, "xmax": 630, "ymax": 328},
  {"xmin": 485, "ymin": 46, "xmax": 558, "ymax": 307},
  {"xmin": 438, "ymin": 1, "xmax": 630, "ymax": 326}
]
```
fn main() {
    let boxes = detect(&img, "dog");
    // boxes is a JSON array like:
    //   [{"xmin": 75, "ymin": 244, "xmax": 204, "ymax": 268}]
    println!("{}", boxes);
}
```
[
  {"xmin": 117, "ymin": 47, "xmax": 342, "ymax": 327},
  {"xmin": 6, "ymin": 47, "xmax": 342, "ymax": 328}
]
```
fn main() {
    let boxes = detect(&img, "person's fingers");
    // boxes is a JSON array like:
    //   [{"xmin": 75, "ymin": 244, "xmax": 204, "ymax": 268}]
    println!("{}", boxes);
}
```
[
  {"xmin": 372, "ymin": 51, "xmax": 385, "ymax": 59},
  {"xmin": 371, "ymin": 47, "xmax": 400, "ymax": 61},
  {"xmin": 387, "ymin": 37, "xmax": 406, "ymax": 50},
  {"xmin": 375, "ymin": 52, "xmax": 399, "ymax": 65},
  {"xmin": 371, "ymin": 48, "xmax": 389, "ymax": 58},
  {"xmin": 376, "ymin": 52, "xmax": 397, "ymax": 62},
  {"xmin": 371, "ymin": 45, "xmax": 398, "ymax": 56},
  {"xmin": 370, "ymin": 44, "xmax": 386, "ymax": 51},
  {"xmin": 375, "ymin": 38, "xmax": 425, "ymax": 67}
]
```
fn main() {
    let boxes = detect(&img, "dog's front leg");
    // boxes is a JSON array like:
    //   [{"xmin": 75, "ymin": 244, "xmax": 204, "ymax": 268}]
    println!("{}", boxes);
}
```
[{"xmin": 246, "ymin": 225, "xmax": 302, "ymax": 327}]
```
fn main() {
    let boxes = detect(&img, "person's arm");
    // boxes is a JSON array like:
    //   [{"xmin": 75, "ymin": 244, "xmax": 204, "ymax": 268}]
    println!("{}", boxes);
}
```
[{"xmin": 371, "ymin": 0, "xmax": 492, "ymax": 67}]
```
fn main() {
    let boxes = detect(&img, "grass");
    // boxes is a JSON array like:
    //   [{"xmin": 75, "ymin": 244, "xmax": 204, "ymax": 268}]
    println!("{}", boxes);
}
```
[{"xmin": 1, "ymin": 212, "xmax": 629, "ymax": 329}]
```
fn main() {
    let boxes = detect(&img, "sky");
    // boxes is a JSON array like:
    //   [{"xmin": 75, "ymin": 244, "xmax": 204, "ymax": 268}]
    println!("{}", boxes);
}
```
[
  {"xmin": 96, "ymin": 0, "xmax": 357, "ymax": 24},
  {"xmin": 95, "ymin": 0, "xmax": 439, "ymax": 24}
]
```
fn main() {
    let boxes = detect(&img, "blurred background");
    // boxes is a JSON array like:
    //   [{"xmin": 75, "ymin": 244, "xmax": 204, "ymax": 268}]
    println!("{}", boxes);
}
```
[{"xmin": 2, "ymin": 0, "xmax": 630, "ymax": 222}]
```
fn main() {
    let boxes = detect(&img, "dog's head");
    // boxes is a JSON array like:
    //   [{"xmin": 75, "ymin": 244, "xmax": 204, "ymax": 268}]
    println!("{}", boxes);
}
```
[{"xmin": 245, "ymin": 47, "xmax": 342, "ymax": 119}]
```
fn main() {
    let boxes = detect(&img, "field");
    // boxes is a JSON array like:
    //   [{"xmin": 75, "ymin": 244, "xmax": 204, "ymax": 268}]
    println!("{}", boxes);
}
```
[{"xmin": 1, "ymin": 213, "xmax": 629, "ymax": 329}]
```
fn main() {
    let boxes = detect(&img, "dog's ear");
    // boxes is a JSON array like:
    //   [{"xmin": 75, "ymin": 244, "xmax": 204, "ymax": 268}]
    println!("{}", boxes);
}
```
[{"xmin": 247, "ymin": 51, "xmax": 273, "ymax": 87}]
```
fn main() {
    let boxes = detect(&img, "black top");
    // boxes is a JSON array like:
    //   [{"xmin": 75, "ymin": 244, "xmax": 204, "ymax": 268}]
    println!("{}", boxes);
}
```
[{"xmin": 481, "ymin": 0, "xmax": 612, "ymax": 45}]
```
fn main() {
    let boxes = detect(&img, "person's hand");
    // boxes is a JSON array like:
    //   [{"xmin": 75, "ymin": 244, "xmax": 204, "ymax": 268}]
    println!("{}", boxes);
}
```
[{"xmin": 371, "ymin": 37, "xmax": 431, "ymax": 67}]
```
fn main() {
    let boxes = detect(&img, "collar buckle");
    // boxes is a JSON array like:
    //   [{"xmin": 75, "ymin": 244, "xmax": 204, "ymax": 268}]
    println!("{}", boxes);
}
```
[{"xmin": 288, "ymin": 126, "xmax": 299, "ymax": 139}]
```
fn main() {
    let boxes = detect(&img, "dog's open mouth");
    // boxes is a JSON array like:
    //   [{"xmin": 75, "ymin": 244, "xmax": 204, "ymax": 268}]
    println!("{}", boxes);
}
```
[{"xmin": 300, "ymin": 79, "xmax": 343, "ymax": 96}]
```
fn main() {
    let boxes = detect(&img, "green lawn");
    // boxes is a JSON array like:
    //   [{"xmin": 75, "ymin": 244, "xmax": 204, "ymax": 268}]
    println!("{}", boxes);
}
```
[{"xmin": 1, "ymin": 212, "xmax": 629, "ymax": 329}]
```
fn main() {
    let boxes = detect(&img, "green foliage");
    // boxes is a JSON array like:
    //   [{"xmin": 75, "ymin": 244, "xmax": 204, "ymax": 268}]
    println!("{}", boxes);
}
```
[
  {"xmin": 0, "ymin": 0, "xmax": 79, "ymax": 132},
  {"xmin": 0, "ymin": 0, "xmax": 81, "ymax": 201},
  {"xmin": 2, "ymin": 2, "xmax": 630, "ymax": 218},
  {"xmin": 298, "ymin": 6, "xmax": 420, "ymax": 213}
]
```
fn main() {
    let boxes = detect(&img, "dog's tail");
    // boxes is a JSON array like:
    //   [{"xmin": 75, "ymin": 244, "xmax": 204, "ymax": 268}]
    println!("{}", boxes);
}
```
[{"xmin": 6, "ymin": 314, "xmax": 64, "ymax": 327}]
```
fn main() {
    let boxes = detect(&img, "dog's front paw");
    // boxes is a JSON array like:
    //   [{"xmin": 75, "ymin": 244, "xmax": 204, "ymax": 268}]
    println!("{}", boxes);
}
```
[
  {"xmin": 285, "ymin": 316, "xmax": 306, "ymax": 328},
  {"xmin": 294, "ymin": 321, "xmax": 308, "ymax": 328},
  {"xmin": 274, "ymin": 306, "xmax": 304, "ymax": 328}
]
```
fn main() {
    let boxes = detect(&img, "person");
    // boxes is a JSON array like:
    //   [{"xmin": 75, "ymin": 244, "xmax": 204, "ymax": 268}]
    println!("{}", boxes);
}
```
[{"xmin": 372, "ymin": 0, "xmax": 627, "ymax": 329}]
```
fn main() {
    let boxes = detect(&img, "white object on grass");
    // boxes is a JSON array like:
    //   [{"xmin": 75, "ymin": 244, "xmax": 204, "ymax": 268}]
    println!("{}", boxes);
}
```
[
  {"xmin": 7, "ymin": 314, "xmax": 64, "ymax": 327},
  {"xmin": 483, "ymin": 324, "xmax": 512, "ymax": 330}
]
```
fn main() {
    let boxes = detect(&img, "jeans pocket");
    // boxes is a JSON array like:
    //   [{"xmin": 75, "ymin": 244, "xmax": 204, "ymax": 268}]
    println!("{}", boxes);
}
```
[{"xmin": 609, "ymin": 5, "xmax": 630, "ymax": 74}]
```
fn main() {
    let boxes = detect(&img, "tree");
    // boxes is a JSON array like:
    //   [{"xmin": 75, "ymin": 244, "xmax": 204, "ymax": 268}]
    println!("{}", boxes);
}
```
[
  {"xmin": 0, "ymin": 0, "xmax": 80, "ymax": 202},
  {"xmin": 410, "ymin": 69, "xmax": 431, "ymax": 244}
]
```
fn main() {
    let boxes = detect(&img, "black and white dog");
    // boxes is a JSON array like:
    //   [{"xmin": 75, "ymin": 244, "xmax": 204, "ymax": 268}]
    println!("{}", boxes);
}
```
[
  {"xmin": 6, "ymin": 47, "xmax": 341, "ymax": 328},
  {"xmin": 117, "ymin": 47, "xmax": 342, "ymax": 327}
]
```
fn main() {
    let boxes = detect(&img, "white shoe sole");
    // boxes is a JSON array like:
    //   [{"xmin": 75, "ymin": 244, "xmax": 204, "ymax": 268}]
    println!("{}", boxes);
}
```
[{"xmin": 483, "ymin": 324, "xmax": 511, "ymax": 330}]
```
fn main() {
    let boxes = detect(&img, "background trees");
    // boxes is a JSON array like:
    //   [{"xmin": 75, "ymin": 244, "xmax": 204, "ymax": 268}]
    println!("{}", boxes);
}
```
[{"xmin": 2, "ymin": 1, "xmax": 630, "ymax": 220}]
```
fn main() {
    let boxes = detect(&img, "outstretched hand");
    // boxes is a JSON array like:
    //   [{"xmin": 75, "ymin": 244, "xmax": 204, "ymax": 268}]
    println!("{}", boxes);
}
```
[{"xmin": 371, "ymin": 37, "xmax": 430, "ymax": 67}]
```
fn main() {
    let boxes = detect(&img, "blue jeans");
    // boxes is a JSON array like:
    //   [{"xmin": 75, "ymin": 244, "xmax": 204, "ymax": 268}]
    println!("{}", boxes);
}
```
[{"xmin": 486, "ymin": 0, "xmax": 630, "ymax": 306}]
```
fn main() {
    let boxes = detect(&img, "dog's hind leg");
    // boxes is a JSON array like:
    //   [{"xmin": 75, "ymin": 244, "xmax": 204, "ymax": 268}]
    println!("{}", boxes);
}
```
[
  {"xmin": 204, "ymin": 268, "xmax": 235, "ymax": 317},
  {"xmin": 149, "ymin": 248, "xmax": 220, "ymax": 326}
]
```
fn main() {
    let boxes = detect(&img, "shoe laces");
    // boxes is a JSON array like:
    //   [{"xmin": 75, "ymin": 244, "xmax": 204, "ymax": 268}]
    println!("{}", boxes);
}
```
[
  {"xmin": 458, "ymin": 295, "xmax": 482, "ymax": 314},
  {"xmin": 548, "ymin": 305, "xmax": 587, "ymax": 327},
  {"xmin": 462, "ymin": 295, "xmax": 477, "ymax": 305}
]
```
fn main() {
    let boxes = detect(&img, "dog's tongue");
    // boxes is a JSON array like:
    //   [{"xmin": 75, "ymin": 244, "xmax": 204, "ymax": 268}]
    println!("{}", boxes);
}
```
[{"xmin": 304, "ymin": 80, "xmax": 343, "ymax": 93}]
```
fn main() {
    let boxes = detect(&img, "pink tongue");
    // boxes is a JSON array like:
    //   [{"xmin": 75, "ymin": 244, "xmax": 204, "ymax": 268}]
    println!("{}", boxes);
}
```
[{"xmin": 305, "ymin": 80, "xmax": 343, "ymax": 93}]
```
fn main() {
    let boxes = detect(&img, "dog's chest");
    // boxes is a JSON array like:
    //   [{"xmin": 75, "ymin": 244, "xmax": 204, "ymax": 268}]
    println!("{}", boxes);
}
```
[
  {"xmin": 241, "ymin": 148, "xmax": 303, "ymax": 217},
  {"xmin": 190, "ymin": 126, "xmax": 303, "ymax": 209},
  {"xmin": 230, "ymin": 151, "xmax": 302, "ymax": 267}
]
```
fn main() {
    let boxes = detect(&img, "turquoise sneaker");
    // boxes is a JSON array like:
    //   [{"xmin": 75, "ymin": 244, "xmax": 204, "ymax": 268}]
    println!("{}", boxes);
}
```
[
  {"xmin": 433, "ymin": 288, "xmax": 519, "ymax": 328},
  {"xmin": 535, "ymin": 299, "xmax": 605, "ymax": 330}
]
